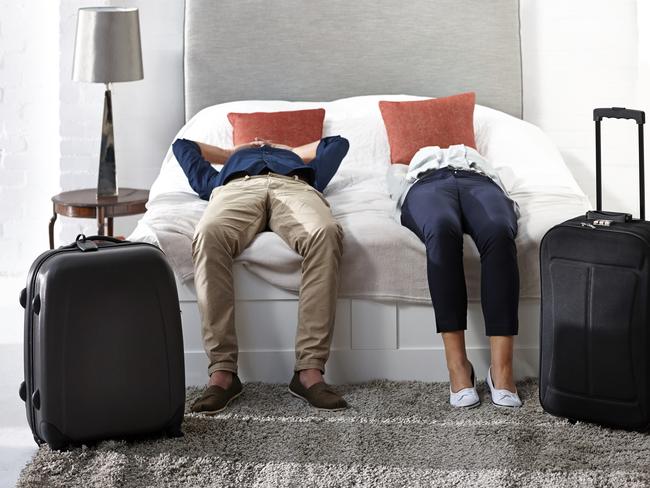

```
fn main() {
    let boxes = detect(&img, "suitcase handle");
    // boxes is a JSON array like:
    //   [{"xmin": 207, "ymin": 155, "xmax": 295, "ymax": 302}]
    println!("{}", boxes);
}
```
[
  {"xmin": 585, "ymin": 210, "xmax": 632, "ymax": 223},
  {"xmin": 82, "ymin": 234, "xmax": 127, "ymax": 244},
  {"xmin": 593, "ymin": 107, "xmax": 645, "ymax": 124},
  {"xmin": 594, "ymin": 107, "xmax": 645, "ymax": 219},
  {"xmin": 57, "ymin": 234, "xmax": 127, "ymax": 251},
  {"xmin": 68, "ymin": 234, "xmax": 128, "ymax": 252}
]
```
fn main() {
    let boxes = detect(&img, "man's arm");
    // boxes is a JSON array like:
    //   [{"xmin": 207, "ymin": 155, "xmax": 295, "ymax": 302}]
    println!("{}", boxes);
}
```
[
  {"xmin": 194, "ymin": 140, "xmax": 264, "ymax": 165},
  {"xmin": 172, "ymin": 139, "xmax": 264, "ymax": 200},
  {"xmin": 291, "ymin": 140, "xmax": 321, "ymax": 163},
  {"xmin": 193, "ymin": 141, "xmax": 233, "ymax": 165},
  {"xmin": 172, "ymin": 139, "xmax": 223, "ymax": 200},
  {"xmin": 265, "ymin": 136, "xmax": 347, "ymax": 170},
  {"xmin": 309, "ymin": 136, "xmax": 350, "ymax": 192}
]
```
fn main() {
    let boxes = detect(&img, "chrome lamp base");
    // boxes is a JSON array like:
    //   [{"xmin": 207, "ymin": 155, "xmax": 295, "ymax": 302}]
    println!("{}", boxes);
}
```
[{"xmin": 97, "ymin": 86, "xmax": 118, "ymax": 198}]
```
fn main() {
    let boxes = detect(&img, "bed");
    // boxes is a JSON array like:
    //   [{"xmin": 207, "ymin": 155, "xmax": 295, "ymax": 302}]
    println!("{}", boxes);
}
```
[{"xmin": 128, "ymin": 0, "xmax": 591, "ymax": 385}]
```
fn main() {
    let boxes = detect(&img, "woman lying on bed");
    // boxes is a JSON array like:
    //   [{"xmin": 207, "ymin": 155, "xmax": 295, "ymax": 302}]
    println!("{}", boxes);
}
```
[
  {"xmin": 384, "ymin": 94, "xmax": 522, "ymax": 409},
  {"xmin": 379, "ymin": 93, "xmax": 521, "ymax": 407},
  {"xmin": 391, "ymin": 145, "xmax": 522, "ymax": 409}
]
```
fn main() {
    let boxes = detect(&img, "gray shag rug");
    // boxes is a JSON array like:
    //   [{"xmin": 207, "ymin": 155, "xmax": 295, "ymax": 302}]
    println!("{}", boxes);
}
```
[{"xmin": 17, "ymin": 379, "xmax": 650, "ymax": 487}]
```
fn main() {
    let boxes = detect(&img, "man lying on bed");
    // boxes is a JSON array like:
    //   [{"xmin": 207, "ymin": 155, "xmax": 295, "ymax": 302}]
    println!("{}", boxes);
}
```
[{"xmin": 172, "ymin": 135, "xmax": 350, "ymax": 413}]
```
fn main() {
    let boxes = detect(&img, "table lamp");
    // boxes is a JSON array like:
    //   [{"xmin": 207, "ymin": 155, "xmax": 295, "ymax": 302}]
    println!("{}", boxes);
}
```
[{"xmin": 72, "ymin": 7, "xmax": 143, "ymax": 198}]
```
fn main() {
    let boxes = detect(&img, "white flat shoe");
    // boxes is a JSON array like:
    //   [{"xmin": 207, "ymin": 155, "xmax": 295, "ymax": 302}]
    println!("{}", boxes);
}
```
[
  {"xmin": 487, "ymin": 366, "xmax": 522, "ymax": 408},
  {"xmin": 449, "ymin": 362, "xmax": 480, "ymax": 408}
]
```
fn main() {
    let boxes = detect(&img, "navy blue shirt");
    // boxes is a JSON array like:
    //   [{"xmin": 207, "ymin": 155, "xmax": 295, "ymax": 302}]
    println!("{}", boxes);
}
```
[{"xmin": 172, "ymin": 136, "xmax": 350, "ymax": 200}]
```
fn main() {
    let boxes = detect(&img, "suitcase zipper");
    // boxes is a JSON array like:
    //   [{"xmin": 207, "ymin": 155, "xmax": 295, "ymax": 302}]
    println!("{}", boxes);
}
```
[{"xmin": 556, "ymin": 221, "xmax": 650, "ymax": 247}]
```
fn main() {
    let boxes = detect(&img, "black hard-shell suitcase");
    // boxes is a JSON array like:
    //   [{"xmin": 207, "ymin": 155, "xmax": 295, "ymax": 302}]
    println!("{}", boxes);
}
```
[
  {"xmin": 539, "ymin": 107, "xmax": 649, "ymax": 430},
  {"xmin": 19, "ymin": 234, "xmax": 185, "ymax": 449}
]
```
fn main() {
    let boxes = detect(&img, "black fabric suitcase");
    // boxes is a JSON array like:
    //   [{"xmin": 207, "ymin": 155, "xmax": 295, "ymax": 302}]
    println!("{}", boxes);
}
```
[
  {"xmin": 539, "ymin": 107, "xmax": 649, "ymax": 430},
  {"xmin": 19, "ymin": 234, "xmax": 185, "ymax": 449}
]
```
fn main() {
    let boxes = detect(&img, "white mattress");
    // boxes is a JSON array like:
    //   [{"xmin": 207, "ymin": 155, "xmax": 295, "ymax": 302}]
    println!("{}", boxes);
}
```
[{"xmin": 129, "ymin": 95, "xmax": 591, "ymax": 302}]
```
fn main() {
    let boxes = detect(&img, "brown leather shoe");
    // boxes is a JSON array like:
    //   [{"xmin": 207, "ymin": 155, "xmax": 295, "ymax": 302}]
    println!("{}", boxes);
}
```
[
  {"xmin": 190, "ymin": 375, "xmax": 243, "ymax": 415},
  {"xmin": 288, "ymin": 372, "xmax": 348, "ymax": 411}
]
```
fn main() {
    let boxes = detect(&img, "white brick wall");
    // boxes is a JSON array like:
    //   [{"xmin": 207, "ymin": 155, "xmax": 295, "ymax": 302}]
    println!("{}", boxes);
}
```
[
  {"xmin": 0, "ymin": 0, "xmax": 60, "ymax": 342},
  {"xmin": 0, "ymin": 0, "xmax": 59, "ymax": 270}
]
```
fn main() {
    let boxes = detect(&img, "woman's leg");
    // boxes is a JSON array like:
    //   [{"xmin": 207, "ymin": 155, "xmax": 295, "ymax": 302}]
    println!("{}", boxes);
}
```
[
  {"xmin": 456, "ymin": 172, "xmax": 519, "ymax": 390},
  {"xmin": 490, "ymin": 336, "xmax": 515, "ymax": 391},
  {"xmin": 401, "ymin": 171, "xmax": 472, "ymax": 390},
  {"xmin": 442, "ymin": 331, "xmax": 473, "ymax": 391}
]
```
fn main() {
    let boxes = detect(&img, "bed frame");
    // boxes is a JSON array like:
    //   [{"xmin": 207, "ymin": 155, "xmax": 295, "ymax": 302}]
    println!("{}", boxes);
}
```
[{"xmin": 180, "ymin": 0, "xmax": 532, "ymax": 385}]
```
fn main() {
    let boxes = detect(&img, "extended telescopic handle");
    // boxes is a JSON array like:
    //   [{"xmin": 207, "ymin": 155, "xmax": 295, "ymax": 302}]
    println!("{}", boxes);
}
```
[
  {"xmin": 594, "ymin": 107, "xmax": 646, "ymax": 220},
  {"xmin": 594, "ymin": 107, "xmax": 645, "ymax": 124}
]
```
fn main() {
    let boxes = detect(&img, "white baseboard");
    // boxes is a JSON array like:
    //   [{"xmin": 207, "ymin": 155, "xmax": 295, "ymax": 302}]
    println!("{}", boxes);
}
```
[
  {"xmin": 7, "ymin": 336, "xmax": 538, "ymax": 394},
  {"xmin": 184, "ymin": 347, "xmax": 539, "ymax": 385},
  {"xmin": 180, "ymin": 268, "xmax": 541, "ymax": 385}
]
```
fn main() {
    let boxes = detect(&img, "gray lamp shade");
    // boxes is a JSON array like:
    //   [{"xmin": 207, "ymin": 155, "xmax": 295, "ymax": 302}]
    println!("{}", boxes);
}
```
[{"xmin": 72, "ymin": 7, "xmax": 143, "ymax": 83}]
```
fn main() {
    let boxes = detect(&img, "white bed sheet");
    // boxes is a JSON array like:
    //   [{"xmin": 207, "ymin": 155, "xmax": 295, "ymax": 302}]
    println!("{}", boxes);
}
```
[{"xmin": 129, "ymin": 95, "xmax": 591, "ymax": 302}]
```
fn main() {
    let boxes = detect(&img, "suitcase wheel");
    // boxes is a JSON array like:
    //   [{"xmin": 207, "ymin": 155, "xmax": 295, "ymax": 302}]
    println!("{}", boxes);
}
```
[
  {"xmin": 19, "ymin": 381, "xmax": 26, "ymax": 402},
  {"xmin": 19, "ymin": 288, "xmax": 26, "ymax": 309},
  {"xmin": 31, "ymin": 389, "xmax": 41, "ymax": 410},
  {"xmin": 31, "ymin": 295, "xmax": 41, "ymax": 315}
]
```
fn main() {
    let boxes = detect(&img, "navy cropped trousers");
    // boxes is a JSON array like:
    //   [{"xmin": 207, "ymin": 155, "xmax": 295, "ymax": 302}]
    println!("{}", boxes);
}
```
[{"xmin": 401, "ymin": 168, "xmax": 519, "ymax": 336}]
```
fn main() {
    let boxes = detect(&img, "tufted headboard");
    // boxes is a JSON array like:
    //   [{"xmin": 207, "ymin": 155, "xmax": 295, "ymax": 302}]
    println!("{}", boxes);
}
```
[{"xmin": 183, "ymin": 0, "xmax": 522, "ymax": 121}]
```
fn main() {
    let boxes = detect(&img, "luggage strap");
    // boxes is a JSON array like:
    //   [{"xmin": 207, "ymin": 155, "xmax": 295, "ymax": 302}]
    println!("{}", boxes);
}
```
[{"xmin": 70, "ymin": 234, "xmax": 128, "ymax": 252}]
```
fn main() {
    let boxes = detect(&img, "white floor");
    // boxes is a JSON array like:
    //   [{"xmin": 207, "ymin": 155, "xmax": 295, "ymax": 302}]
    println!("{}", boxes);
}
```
[
  {"xmin": 0, "ymin": 429, "xmax": 36, "ymax": 488},
  {"xmin": 0, "ymin": 344, "xmax": 38, "ymax": 488}
]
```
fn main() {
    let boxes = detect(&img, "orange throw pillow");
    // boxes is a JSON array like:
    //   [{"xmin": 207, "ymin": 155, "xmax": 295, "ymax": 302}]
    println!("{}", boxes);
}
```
[
  {"xmin": 227, "ymin": 108, "xmax": 325, "ymax": 148},
  {"xmin": 379, "ymin": 93, "xmax": 477, "ymax": 164}
]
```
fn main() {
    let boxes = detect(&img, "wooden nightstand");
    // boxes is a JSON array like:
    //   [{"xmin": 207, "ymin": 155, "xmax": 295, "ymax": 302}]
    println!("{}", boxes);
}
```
[{"xmin": 49, "ymin": 188, "xmax": 149, "ymax": 249}]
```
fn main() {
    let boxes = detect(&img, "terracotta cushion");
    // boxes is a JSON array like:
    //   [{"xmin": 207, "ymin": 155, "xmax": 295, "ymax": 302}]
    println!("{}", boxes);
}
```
[
  {"xmin": 227, "ymin": 108, "xmax": 325, "ymax": 148},
  {"xmin": 379, "ymin": 92, "xmax": 477, "ymax": 164}
]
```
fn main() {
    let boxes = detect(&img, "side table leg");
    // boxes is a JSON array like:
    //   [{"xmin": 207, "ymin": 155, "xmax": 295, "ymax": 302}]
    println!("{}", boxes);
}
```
[
  {"xmin": 49, "ymin": 208, "xmax": 57, "ymax": 250},
  {"xmin": 107, "ymin": 217, "xmax": 114, "ymax": 237},
  {"xmin": 97, "ymin": 207, "xmax": 106, "ymax": 236}
]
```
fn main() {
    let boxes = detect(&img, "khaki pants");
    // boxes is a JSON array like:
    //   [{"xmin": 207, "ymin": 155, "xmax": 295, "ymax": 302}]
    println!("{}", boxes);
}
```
[{"xmin": 192, "ymin": 173, "xmax": 343, "ymax": 376}]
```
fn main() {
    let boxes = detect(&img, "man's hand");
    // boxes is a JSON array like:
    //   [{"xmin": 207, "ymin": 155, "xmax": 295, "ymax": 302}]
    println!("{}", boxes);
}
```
[
  {"xmin": 193, "ymin": 138, "xmax": 268, "ymax": 165},
  {"xmin": 242, "ymin": 138, "xmax": 294, "ymax": 152},
  {"xmin": 231, "ymin": 139, "xmax": 266, "ymax": 153},
  {"xmin": 265, "ymin": 142, "xmax": 294, "ymax": 151}
]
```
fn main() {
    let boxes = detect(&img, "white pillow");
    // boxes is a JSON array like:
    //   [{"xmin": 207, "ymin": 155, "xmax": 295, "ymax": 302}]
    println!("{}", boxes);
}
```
[
  {"xmin": 474, "ymin": 105, "xmax": 584, "ymax": 195},
  {"xmin": 324, "ymin": 95, "xmax": 428, "ymax": 194}
]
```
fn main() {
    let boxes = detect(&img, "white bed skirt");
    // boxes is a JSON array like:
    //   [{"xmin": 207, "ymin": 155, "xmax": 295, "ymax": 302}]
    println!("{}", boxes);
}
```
[{"xmin": 179, "ymin": 264, "xmax": 540, "ymax": 386}]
